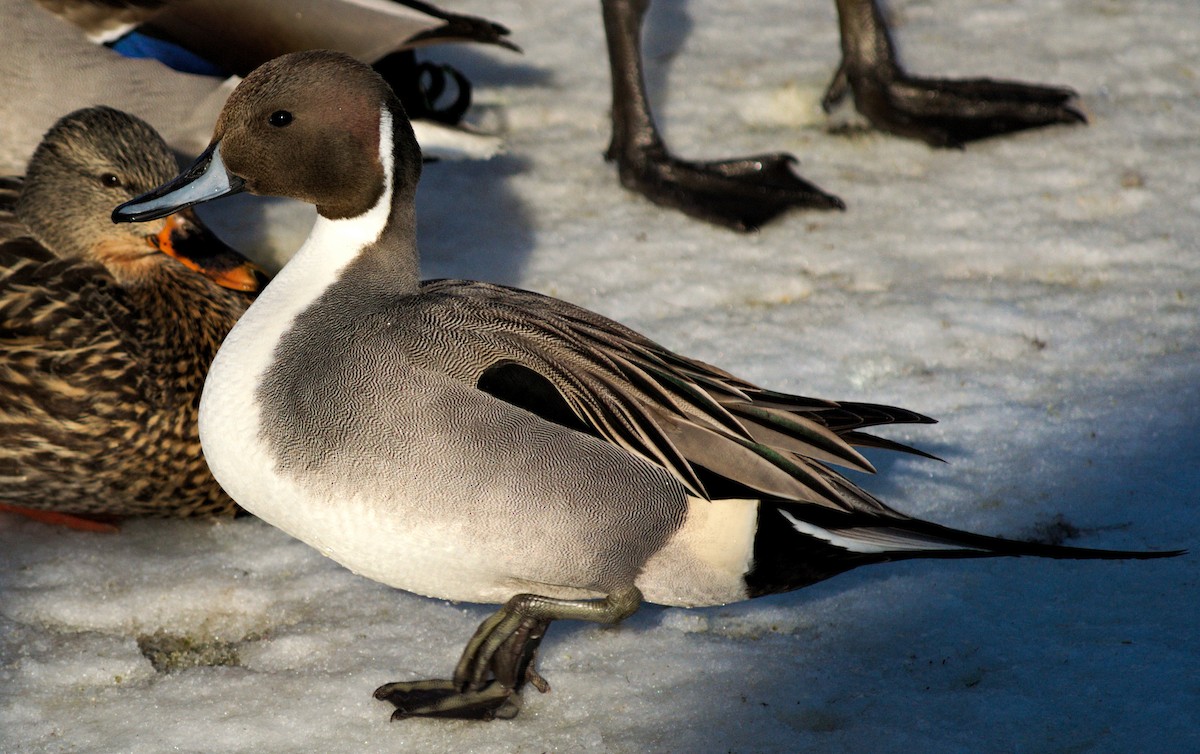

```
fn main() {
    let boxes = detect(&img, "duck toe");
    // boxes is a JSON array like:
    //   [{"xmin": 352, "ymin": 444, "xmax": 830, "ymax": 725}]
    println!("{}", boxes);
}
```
[{"xmin": 375, "ymin": 678, "xmax": 521, "ymax": 721}]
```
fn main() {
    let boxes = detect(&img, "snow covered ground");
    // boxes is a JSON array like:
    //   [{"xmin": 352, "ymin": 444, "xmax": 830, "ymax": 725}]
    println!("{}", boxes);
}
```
[{"xmin": 3, "ymin": 0, "xmax": 1198, "ymax": 751}]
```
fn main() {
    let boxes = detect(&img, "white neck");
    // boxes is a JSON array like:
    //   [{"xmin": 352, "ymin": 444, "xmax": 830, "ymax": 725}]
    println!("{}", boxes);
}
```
[
  {"xmin": 199, "ymin": 108, "xmax": 397, "ymax": 451},
  {"xmin": 284, "ymin": 106, "xmax": 395, "ymax": 298},
  {"xmin": 231, "ymin": 107, "xmax": 395, "ymax": 359}
]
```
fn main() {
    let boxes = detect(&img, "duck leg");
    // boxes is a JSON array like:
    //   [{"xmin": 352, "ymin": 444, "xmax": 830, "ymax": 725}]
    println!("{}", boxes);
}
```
[
  {"xmin": 823, "ymin": 0, "xmax": 1086, "ymax": 147},
  {"xmin": 601, "ymin": 0, "xmax": 844, "ymax": 231},
  {"xmin": 0, "ymin": 504, "xmax": 121, "ymax": 533},
  {"xmin": 375, "ymin": 586, "xmax": 642, "ymax": 721}
]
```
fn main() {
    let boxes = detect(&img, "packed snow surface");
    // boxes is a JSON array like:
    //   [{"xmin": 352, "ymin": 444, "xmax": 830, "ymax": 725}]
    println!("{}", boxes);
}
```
[{"xmin": 2, "ymin": 0, "xmax": 1197, "ymax": 751}]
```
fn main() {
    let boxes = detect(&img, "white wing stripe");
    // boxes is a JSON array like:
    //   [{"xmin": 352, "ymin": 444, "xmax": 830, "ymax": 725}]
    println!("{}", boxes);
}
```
[{"xmin": 778, "ymin": 509, "xmax": 986, "ymax": 554}]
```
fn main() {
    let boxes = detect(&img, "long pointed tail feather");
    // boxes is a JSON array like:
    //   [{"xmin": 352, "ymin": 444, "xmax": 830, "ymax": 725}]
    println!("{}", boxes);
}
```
[
  {"xmin": 782, "ymin": 508, "xmax": 1185, "ymax": 561},
  {"xmin": 745, "ymin": 501, "xmax": 1183, "ymax": 598}
]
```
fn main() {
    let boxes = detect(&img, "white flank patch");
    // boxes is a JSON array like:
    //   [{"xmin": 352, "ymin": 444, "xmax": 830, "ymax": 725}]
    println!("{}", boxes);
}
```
[
  {"xmin": 638, "ymin": 496, "xmax": 758, "ymax": 607},
  {"xmin": 777, "ymin": 509, "xmax": 982, "ymax": 554}
]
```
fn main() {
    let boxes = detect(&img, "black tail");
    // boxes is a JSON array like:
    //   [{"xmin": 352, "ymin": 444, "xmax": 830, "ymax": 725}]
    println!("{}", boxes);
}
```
[{"xmin": 745, "ymin": 502, "xmax": 1183, "ymax": 598}]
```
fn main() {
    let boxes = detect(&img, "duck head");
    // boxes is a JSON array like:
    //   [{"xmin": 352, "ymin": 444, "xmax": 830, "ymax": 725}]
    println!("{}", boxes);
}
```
[
  {"xmin": 113, "ymin": 50, "xmax": 424, "ymax": 225},
  {"xmin": 20, "ymin": 106, "xmax": 263, "ymax": 292}
]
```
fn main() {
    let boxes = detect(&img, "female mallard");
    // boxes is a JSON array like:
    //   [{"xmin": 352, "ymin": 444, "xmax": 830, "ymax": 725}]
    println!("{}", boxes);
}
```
[{"xmin": 0, "ymin": 106, "xmax": 264, "ymax": 526}]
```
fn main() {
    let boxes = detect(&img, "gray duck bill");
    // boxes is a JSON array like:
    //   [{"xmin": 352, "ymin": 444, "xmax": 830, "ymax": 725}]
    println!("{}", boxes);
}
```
[{"xmin": 113, "ymin": 142, "xmax": 246, "ymax": 223}]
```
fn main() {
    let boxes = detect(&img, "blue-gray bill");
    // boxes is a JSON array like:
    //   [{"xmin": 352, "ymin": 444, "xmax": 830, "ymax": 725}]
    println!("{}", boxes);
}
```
[{"xmin": 112, "ymin": 142, "xmax": 245, "ymax": 223}]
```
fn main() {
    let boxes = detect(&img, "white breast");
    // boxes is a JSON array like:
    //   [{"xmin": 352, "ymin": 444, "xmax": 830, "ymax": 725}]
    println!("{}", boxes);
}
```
[{"xmin": 198, "ymin": 113, "xmax": 399, "ymax": 563}]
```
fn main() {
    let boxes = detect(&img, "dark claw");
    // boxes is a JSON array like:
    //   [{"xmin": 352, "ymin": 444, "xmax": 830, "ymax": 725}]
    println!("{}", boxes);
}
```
[
  {"xmin": 609, "ymin": 148, "xmax": 845, "ymax": 232},
  {"xmin": 477, "ymin": 616, "xmax": 548, "ymax": 693},
  {"xmin": 525, "ymin": 662, "xmax": 551, "ymax": 694}
]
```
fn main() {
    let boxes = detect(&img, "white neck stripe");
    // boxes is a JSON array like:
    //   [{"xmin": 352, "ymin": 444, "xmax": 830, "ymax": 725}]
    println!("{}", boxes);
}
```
[{"xmin": 200, "ymin": 103, "xmax": 396, "ymax": 412}]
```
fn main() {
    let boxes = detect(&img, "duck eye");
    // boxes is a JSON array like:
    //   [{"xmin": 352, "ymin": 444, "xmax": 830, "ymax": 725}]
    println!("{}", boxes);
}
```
[
  {"xmin": 269, "ymin": 110, "xmax": 293, "ymax": 127},
  {"xmin": 99, "ymin": 172, "xmax": 122, "ymax": 188}
]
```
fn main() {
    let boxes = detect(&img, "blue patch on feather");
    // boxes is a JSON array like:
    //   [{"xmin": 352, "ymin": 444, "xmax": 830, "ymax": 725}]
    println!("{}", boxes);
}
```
[{"xmin": 108, "ymin": 32, "xmax": 226, "ymax": 78}]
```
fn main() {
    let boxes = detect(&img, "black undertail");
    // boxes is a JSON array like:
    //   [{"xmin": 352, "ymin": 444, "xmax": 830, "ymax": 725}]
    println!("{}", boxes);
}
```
[{"xmin": 744, "ymin": 501, "xmax": 1183, "ymax": 598}]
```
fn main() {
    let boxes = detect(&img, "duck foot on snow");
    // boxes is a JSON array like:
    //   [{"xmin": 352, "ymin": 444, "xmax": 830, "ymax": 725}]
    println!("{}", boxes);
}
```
[
  {"xmin": 607, "ymin": 147, "xmax": 845, "ymax": 232},
  {"xmin": 823, "ymin": 70, "xmax": 1085, "ymax": 148},
  {"xmin": 376, "ymin": 587, "xmax": 640, "ymax": 721},
  {"xmin": 375, "ymin": 615, "xmax": 549, "ymax": 721},
  {"xmin": 601, "ymin": 0, "xmax": 845, "ymax": 231},
  {"xmin": 599, "ymin": 0, "xmax": 1085, "ymax": 229},
  {"xmin": 826, "ymin": 0, "xmax": 1086, "ymax": 148}
]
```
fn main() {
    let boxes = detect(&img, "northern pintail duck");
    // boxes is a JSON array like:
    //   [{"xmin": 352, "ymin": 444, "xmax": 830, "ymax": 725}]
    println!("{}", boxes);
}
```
[
  {"xmin": 1, "ymin": 0, "xmax": 515, "ymax": 174},
  {"xmin": 114, "ymin": 51, "xmax": 1177, "ymax": 720},
  {"xmin": 0, "ymin": 106, "xmax": 264, "ymax": 526},
  {"xmin": 599, "ymin": 0, "xmax": 1085, "ymax": 229}
]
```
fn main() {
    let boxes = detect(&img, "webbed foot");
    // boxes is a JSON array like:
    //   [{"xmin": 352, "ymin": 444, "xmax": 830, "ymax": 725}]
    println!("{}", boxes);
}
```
[
  {"xmin": 0, "ymin": 503, "xmax": 120, "ymax": 532},
  {"xmin": 601, "ymin": 0, "xmax": 843, "ymax": 231},
  {"xmin": 830, "ymin": 0, "xmax": 1086, "ymax": 148},
  {"xmin": 824, "ymin": 68, "xmax": 1086, "ymax": 148},
  {"xmin": 374, "ymin": 679, "xmax": 523, "ymax": 720},
  {"xmin": 375, "ymin": 613, "xmax": 549, "ymax": 721},
  {"xmin": 376, "ymin": 587, "xmax": 640, "ymax": 721},
  {"xmin": 609, "ymin": 147, "xmax": 845, "ymax": 231}
]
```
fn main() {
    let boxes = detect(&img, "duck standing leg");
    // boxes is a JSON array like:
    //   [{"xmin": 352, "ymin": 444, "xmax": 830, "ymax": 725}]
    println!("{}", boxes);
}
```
[
  {"xmin": 823, "ymin": 0, "xmax": 1087, "ymax": 146},
  {"xmin": 375, "ymin": 586, "xmax": 642, "ymax": 720},
  {"xmin": 600, "ymin": 0, "xmax": 845, "ymax": 231}
]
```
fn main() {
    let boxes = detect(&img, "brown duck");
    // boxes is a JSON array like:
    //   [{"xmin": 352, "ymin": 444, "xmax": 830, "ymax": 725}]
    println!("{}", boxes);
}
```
[{"xmin": 0, "ymin": 106, "xmax": 264, "ymax": 527}]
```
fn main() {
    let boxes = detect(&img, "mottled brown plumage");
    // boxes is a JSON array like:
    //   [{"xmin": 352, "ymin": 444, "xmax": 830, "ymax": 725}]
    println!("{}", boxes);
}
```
[{"xmin": 0, "ymin": 106, "xmax": 260, "ymax": 518}]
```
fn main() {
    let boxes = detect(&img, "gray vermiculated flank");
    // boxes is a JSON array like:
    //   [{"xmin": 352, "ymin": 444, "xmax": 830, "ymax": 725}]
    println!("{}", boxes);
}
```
[{"xmin": 255, "ymin": 252, "xmax": 689, "ymax": 594}]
